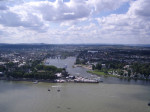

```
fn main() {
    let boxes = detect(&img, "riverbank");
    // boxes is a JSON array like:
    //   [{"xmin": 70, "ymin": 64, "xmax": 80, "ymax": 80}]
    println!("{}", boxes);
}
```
[
  {"xmin": 73, "ymin": 64, "xmax": 92, "ymax": 70},
  {"xmin": 0, "ymin": 76, "xmax": 101, "ymax": 84},
  {"xmin": 87, "ymin": 70, "xmax": 150, "ymax": 81},
  {"xmin": 87, "ymin": 70, "xmax": 119, "ymax": 77},
  {"xmin": 0, "ymin": 77, "xmax": 56, "ymax": 83}
]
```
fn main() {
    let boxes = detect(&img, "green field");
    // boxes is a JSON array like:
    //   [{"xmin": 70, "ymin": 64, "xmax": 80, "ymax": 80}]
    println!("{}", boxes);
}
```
[{"xmin": 87, "ymin": 70, "xmax": 119, "ymax": 78}]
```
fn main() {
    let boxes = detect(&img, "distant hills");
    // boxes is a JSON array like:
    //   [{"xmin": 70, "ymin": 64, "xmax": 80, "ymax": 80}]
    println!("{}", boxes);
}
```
[{"xmin": 0, "ymin": 43, "xmax": 150, "ymax": 47}]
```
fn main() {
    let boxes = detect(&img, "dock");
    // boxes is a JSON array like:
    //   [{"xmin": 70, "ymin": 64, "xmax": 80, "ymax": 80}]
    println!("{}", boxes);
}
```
[
  {"xmin": 55, "ymin": 76, "xmax": 102, "ymax": 83},
  {"xmin": 74, "ymin": 77, "xmax": 99, "ymax": 83}
]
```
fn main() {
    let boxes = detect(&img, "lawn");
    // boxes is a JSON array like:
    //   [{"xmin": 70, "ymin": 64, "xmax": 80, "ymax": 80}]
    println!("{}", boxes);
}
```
[
  {"xmin": 87, "ymin": 71, "xmax": 106, "ymax": 76},
  {"xmin": 87, "ymin": 70, "xmax": 119, "ymax": 78}
]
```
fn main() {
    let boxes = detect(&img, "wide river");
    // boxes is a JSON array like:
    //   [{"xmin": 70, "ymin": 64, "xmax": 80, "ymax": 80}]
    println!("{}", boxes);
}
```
[{"xmin": 0, "ymin": 57, "xmax": 150, "ymax": 112}]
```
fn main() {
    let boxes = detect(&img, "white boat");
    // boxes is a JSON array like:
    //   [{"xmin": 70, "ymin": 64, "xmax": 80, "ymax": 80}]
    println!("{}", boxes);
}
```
[
  {"xmin": 33, "ymin": 80, "xmax": 38, "ymax": 84},
  {"xmin": 56, "ymin": 79, "xmax": 66, "ymax": 83},
  {"xmin": 96, "ymin": 77, "xmax": 103, "ymax": 82},
  {"xmin": 52, "ymin": 85, "xmax": 62, "ymax": 88}
]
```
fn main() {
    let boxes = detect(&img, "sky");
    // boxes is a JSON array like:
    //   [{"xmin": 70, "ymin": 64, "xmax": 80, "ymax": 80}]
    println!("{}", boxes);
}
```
[{"xmin": 0, "ymin": 0, "xmax": 150, "ymax": 44}]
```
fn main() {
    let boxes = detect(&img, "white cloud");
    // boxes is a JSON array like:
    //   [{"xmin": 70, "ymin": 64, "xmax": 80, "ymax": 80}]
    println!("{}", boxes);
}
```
[
  {"xmin": 0, "ymin": 0, "xmax": 130, "ymax": 28},
  {"xmin": 0, "ymin": 0, "xmax": 150, "ymax": 44},
  {"xmin": 95, "ymin": 0, "xmax": 150, "ymax": 44}
]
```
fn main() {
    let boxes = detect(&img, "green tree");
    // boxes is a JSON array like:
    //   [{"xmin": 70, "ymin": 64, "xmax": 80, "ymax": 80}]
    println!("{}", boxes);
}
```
[
  {"xmin": 96, "ymin": 63, "xmax": 102, "ymax": 70},
  {"xmin": 92, "ymin": 64, "xmax": 95, "ymax": 70}
]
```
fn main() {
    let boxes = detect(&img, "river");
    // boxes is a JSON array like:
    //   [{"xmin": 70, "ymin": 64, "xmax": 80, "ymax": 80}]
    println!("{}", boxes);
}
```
[
  {"xmin": 0, "ymin": 57, "xmax": 150, "ymax": 112},
  {"xmin": 45, "ymin": 57, "xmax": 150, "ymax": 85}
]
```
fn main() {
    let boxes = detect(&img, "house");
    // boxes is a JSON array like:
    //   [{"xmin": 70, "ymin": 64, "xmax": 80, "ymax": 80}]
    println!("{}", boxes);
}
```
[
  {"xmin": 0, "ymin": 72, "xmax": 4, "ymax": 77},
  {"xmin": 102, "ymin": 64, "xmax": 106, "ymax": 68},
  {"xmin": 55, "ymin": 73, "xmax": 62, "ymax": 78}
]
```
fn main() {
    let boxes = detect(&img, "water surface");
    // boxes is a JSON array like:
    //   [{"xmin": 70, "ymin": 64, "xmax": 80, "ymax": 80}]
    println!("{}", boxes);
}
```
[
  {"xmin": 0, "ymin": 80, "xmax": 150, "ymax": 112},
  {"xmin": 0, "ymin": 57, "xmax": 150, "ymax": 112}
]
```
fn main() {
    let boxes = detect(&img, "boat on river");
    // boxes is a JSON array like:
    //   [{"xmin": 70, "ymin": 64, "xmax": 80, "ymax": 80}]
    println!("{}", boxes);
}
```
[
  {"xmin": 148, "ymin": 102, "xmax": 150, "ymax": 106},
  {"xmin": 33, "ymin": 80, "xmax": 38, "ymax": 84},
  {"xmin": 74, "ymin": 80, "xmax": 99, "ymax": 83},
  {"xmin": 57, "ymin": 89, "xmax": 60, "ymax": 92},
  {"xmin": 74, "ymin": 77, "xmax": 99, "ymax": 83}
]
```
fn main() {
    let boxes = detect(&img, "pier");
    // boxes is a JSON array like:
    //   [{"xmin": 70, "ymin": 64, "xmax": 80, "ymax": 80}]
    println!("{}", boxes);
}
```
[{"xmin": 55, "ymin": 76, "xmax": 102, "ymax": 83}]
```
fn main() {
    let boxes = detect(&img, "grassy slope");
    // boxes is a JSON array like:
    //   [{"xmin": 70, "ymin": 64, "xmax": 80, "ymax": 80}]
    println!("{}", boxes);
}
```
[{"xmin": 87, "ymin": 70, "xmax": 119, "ymax": 78}]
